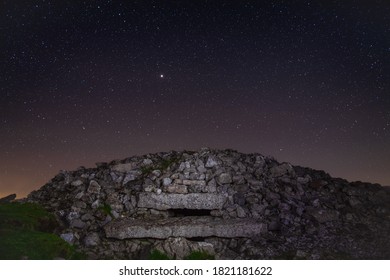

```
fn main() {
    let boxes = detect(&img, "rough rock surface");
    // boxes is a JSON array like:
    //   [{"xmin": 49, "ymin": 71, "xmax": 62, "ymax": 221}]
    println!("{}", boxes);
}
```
[
  {"xmin": 26, "ymin": 148, "xmax": 390, "ymax": 259},
  {"xmin": 138, "ymin": 193, "xmax": 227, "ymax": 210},
  {"xmin": 105, "ymin": 217, "xmax": 267, "ymax": 239},
  {"xmin": 0, "ymin": 194, "xmax": 17, "ymax": 203}
]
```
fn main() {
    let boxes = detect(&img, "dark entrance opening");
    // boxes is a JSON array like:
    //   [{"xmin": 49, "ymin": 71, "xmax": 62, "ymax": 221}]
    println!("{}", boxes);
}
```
[
  {"xmin": 170, "ymin": 209, "xmax": 212, "ymax": 217},
  {"xmin": 188, "ymin": 237, "xmax": 206, "ymax": 242}
]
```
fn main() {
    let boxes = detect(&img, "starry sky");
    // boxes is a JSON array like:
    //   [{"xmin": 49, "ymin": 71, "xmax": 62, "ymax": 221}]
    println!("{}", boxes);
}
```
[{"xmin": 1, "ymin": 0, "xmax": 389, "ymax": 198}]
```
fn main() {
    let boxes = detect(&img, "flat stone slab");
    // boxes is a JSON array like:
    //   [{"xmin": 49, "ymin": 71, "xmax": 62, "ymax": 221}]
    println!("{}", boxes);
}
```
[
  {"xmin": 137, "ymin": 193, "xmax": 227, "ymax": 210},
  {"xmin": 104, "ymin": 217, "xmax": 267, "ymax": 239}
]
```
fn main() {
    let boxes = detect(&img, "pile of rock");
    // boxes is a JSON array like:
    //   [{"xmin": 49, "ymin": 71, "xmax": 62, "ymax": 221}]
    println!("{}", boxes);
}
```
[{"xmin": 27, "ymin": 148, "xmax": 390, "ymax": 259}]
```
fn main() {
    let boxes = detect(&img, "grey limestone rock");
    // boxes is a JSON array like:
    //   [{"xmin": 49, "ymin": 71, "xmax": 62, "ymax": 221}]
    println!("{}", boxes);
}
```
[
  {"xmin": 84, "ymin": 232, "xmax": 100, "ymax": 247},
  {"xmin": 269, "ymin": 163, "xmax": 295, "ymax": 178},
  {"xmin": 60, "ymin": 233, "xmax": 75, "ymax": 244},
  {"xmin": 137, "ymin": 193, "xmax": 227, "ymax": 210},
  {"xmin": 105, "ymin": 217, "xmax": 267, "ymax": 239},
  {"xmin": 166, "ymin": 184, "xmax": 188, "ymax": 194},
  {"xmin": 70, "ymin": 219, "xmax": 86, "ymax": 229},
  {"xmin": 71, "ymin": 180, "xmax": 83, "ymax": 187},
  {"xmin": 162, "ymin": 177, "xmax": 172, "ymax": 186},
  {"xmin": 88, "ymin": 180, "xmax": 101, "ymax": 194},
  {"xmin": 205, "ymin": 156, "xmax": 219, "ymax": 168},
  {"xmin": 217, "ymin": 173, "xmax": 232, "ymax": 184},
  {"xmin": 111, "ymin": 163, "xmax": 136, "ymax": 173}
]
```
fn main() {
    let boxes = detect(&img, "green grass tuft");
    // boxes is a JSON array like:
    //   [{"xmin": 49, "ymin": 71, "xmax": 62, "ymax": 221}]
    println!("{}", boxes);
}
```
[
  {"xmin": 140, "ymin": 166, "xmax": 154, "ymax": 175},
  {"xmin": 185, "ymin": 250, "xmax": 215, "ymax": 260},
  {"xmin": 98, "ymin": 203, "xmax": 113, "ymax": 217},
  {"xmin": 141, "ymin": 155, "xmax": 182, "ymax": 176},
  {"xmin": 0, "ymin": 202, "xmax": 84, "ymax": 260},
  {"xmin": 148, "ymin": 250, "xmax": 171, "ymax": 260}
]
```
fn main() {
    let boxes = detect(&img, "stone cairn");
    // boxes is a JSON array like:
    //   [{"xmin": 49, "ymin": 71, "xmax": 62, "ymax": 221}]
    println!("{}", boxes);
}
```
[{"xmin": 27, "ymin": 148, "xmax": 390, "ymax": 259}]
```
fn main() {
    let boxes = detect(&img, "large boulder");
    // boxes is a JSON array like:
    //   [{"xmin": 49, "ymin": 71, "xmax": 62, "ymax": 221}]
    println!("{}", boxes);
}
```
[
  {"xmin": 104, "ymin": 217, "xmax": 267, "ymax": 239},
  {"xmin": 137, "ymin": 193, "xmax": 227, "ymax": 210}
]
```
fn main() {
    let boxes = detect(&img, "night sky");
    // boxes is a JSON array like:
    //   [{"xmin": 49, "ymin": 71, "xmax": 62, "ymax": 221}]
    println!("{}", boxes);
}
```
[{"xmin": 1, "ymin": 1, "xmax": 389, "ymax": 198}]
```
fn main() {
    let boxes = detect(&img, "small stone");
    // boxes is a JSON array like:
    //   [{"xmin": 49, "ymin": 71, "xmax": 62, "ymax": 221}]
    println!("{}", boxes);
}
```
[
  {"xmin": 269, "ymin": 163, "xmax": 295, "ymax": 178},
  {"xmin": 349, "ymin": 197, "xmax": 361, "ymax": 207},
  {"xmin": 217, "ymin": 173, "xmax": 232, "ymax": 184},
  {"xmin": 74, "ymin": 201, "xmax": 86, "ymax": 209},
  {"xmin": 204, "ymin": 184, "xmax": 217, "ymax": 193},
  {"xmin": 67, "ymin": 211, "xmax": 79, "ymax": 221},
  {"xmin": 233, "ymin": 193, "xmax": 246, "ymax": 206},
  {"xmin": 210, "ymin": 210, "xmax": 223, "ymax": 217},
  {"xmin": 162, "ymin": 178, "xmax": 172, "ymax": 186},
  {"xmin": 71, "ymin": 180, "xmax": 83, "ymax": 187},
  {"xmin": 110, "ymin": 172, "xmax": 120, "ymax": 183},
  {"xmin": 111, "ymin": 210, "xmax": 120, "ymax": 219},
  {"xmin": 205, "ymin": 156, "xmax": 219, "ymax": 168},
  {"xmin": 197, "ymin": 166, "xmax": 207, "ymax": 173},
  {"xmin": 143, "ymin": 158, "xmax": 153, "ymax": 165},
  {"xmin": 144, "ymin": 185, "xmax": 155, "ymax": 192},
  {"xmin": 88, "ymin": 180, "xmax": 101, "ymax": 194},
  {"xmin": 91, "ymin": 199, "xmax": 100, "ymax": 209},
  {"xmin": 166, "ymin": 184, "xmax": 188, "ymax": 194},
  {"xmin": 297, "ymin": 176, "xmax": 311, "ymax": 184},
  {"xmin": 81, "ymin": 213, "xmax": 94, "ymax": 221},
  {"xmin": 345, "ymin": 213, "xmax": 354, "ymax": 221},
  {"xmin": 111, "ymin": 163, "xmax": 136, "ymax": 173},
  {"xmin": 75, "ymin": 192, "xmax": 84, "ymax": 200},
  {"xmin": 178, "ymin": 162, "xmax": 186, "ymax": 172},
  {"xmin": 60, "ymin": 233, "xmax": 75, "ymax": 244},
  {"xmin": 233, "ymin": 175, "xmax": 246, "ymax": 184},
  {"xmin": 182, "ymin": 180, "xmax": 206, "ymax": 187},
  {"xmin": 236, "ymin": 206, "xmax": 247, "ymax": 218},
  {"xmin": 123, "ymin": 172, "xmax": 139, "ymax": 185},
  {"xmin": 84, "ymin": 232, "xmax": 100, "ymax": 247},
  {"xmin": 70, "ymin": 219, "xmax": 86, "ymax": 229},
  {"xmin": 150, "ymin": 209, "xmax": 170, "ymax": 218}
]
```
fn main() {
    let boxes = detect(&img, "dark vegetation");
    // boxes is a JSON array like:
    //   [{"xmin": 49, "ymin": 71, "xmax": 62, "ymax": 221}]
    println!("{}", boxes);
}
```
[
  {"xmin": 148, "ymin": 249, "xmax": 215, "ymax": 260},
  {"xmin": 141, "ymin": 154, "xmax": 183, "ymax": 176},
  {"xmin": 98, "ymin": 203, "xmax": 113, "ymax": 218},
  {"xmin": 0, "ymin": 202, "xmax": 84, "ymax": 259},
  {"xmin": 184, "ymin": 250, "xmax": 215, "ymax": 260}
]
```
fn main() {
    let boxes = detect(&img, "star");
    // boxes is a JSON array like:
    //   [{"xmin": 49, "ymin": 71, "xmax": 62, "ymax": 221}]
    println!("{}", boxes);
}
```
[{"xmin": 160, "ymin": 74, "xmax": 164, "ymax": 78}]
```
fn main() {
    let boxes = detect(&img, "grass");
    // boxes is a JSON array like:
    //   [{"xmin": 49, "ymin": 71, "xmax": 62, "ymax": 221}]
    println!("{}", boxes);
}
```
[
  {"xmin": 184, "ymin": 250, "xmax": 215, "ymax": 260},
  {"xmin": 148, "ymin": 249, "xmax": 215, "ymax": 260},
  {"xmin": 0, "ymin": 202, "xmax": 84, "ymax": 260},
  {"xmin": 148, "ymin": 250, "xmax": 171, "ymax": 260},
  {"xmin": 141, "ymin": 155, "xmax": 182, "ymax": 176},
  {"xmin": 140, "ymin": 166, "xmax": 154, "ymax": 175},
  {"xmin": 98, "ymin": 203, "xmax": 113, "ymax": 217}
]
